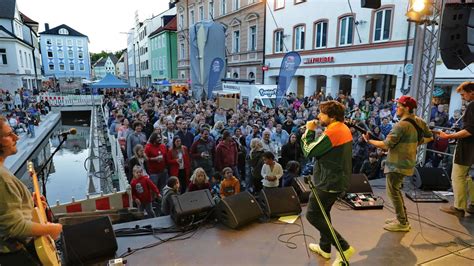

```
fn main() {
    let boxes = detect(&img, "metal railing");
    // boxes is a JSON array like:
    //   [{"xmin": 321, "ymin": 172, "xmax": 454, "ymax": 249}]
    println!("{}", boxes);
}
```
[{"xmin": 37, "ymin": 94, "xmax": 102, "ymax": 106}]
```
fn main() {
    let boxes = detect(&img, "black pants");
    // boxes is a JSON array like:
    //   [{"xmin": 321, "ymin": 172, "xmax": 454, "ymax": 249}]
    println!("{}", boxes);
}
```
[
  {"xmin": 178, "ymin": 169, "xmax": 187, "ymax": 194},
  {"xmin": 306, "ymin": 188, "xmax": 350, "ymax": 253},
  {"xmin": 0, "ymin": 241, "xmax": 41, "ymax": 266}
]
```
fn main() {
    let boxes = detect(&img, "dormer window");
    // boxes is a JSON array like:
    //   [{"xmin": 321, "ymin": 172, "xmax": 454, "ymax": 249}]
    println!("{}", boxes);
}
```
[{"xmin": 59, "ymin": 28, "xmax": 69, "ymax": 35}]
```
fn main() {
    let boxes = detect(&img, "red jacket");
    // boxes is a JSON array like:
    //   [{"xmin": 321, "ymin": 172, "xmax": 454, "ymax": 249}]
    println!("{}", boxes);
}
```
[
  {"xmin": 130, "ymin": 175, "xmax": 160, "ymax": 204},
  {"xmin": 166, "ymin": 146, "xmax": 191, "ymax": 182},
  {"xmin": 144, "ymin": 142, "xmax": 168, "ymax": 174},
  {"xmin": 215, "ymin": 140, "xmax": 238, "ymax": 172}
]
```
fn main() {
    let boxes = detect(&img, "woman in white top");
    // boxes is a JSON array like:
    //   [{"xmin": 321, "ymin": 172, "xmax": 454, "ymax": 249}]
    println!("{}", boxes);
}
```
[{"xmin": 261, "ymin": 151, "xmax": 284, "ymax": 188}]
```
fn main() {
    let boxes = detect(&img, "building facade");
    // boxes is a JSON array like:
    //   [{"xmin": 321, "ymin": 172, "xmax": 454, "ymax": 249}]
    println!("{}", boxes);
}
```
[
  {"xmin": 39, "ymin": 24, "xmax": 91, "ymax": 85},
  {"xmin": 264, "ymin": 0, "xmax": 473, "ymax": 117},
  {"xmin": 149, "ymin": 16, "xmax": 178, "ymax": 83},
  {"xmin": 116, "ymin": 51, "xmax": 128, "ymax": 81},
  {"xmin": 175, "ymin": 0, "xmax": 265, "ymax": 84},
  {"xmin": 0, "ymin": 0, "xmax": 43, "ymax": 92},
  {"xmin": 92, "ymin": 54, "xmax": 118, "ymax": 80}
]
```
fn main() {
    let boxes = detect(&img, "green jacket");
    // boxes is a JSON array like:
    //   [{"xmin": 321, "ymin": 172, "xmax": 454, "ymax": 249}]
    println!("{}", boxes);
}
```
[{"xmin": 301, "ymin": 122, "xmax": 353, "ymax": 192}]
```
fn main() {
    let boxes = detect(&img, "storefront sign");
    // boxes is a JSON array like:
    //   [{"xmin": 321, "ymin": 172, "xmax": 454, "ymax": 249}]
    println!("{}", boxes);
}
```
[{"xmin": 303, "ymin": 56, "xmax": 335, "ymax": 64}]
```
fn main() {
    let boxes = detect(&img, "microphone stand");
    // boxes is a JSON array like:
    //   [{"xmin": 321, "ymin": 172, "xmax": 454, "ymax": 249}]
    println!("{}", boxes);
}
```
[{"xmin": 38, "ymin": 133, "xmax": 69, "ymax": 199}]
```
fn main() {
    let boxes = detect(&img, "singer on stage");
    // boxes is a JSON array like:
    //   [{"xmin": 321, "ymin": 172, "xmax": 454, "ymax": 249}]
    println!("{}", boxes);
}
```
[
  {"xmin": 0, "ymin": 115, "xmax": 63, "ymax": 265},
  {"xmin": 301, "ymin": 100, "xmax": 355, "ymax": 265}
]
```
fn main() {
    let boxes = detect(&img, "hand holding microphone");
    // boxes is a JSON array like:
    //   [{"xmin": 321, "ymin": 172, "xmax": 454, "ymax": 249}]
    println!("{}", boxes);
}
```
[{"xmin": 305, "ymin": 120, "xmax": 318, "ymax": 131}]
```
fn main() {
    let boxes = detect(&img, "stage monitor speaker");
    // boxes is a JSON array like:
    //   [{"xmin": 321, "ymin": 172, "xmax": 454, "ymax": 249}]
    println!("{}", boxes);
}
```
[
  {"xmin": 258, "ymin": 187, "xmax": 301, "ymax": 217},
  {"xmin": 216, "ymin": 191, "xmax": 263, "ymax": 229},
  {"xmin": 346, "ymin": 174, "xmax": 373, "ymax": 194},
  {"xmin": 361, "ymin": 0, "xmax": 381, "ymax": 9},
  {"xmin": 440, "ymin": 4, "xmax": 474, "ymax": 70},
  {"xmin": 61, "ymin": 216, "xmax": 117, "ymax": 265},
  {"xmin": 171, "ymin": 189, "xmax": 215, "ymax": 226},
  {"xmin": 412, "ymin": 167, "xmax": 451, "ymax": 191},
  {"xmin": 292, "ymin": 176, "xmax": 311, "ymax": 203}
]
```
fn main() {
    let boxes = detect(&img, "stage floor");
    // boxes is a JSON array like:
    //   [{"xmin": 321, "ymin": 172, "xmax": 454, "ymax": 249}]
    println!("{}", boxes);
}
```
[{"xmin": 113, "ymin": 179, "xmax": 474, "ymax": 266}]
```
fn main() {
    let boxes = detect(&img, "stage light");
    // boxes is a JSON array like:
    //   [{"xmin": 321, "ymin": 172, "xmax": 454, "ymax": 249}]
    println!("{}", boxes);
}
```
[{"xmin": 406, "ymin": 0, "xmax": 433, "ymax": 23}]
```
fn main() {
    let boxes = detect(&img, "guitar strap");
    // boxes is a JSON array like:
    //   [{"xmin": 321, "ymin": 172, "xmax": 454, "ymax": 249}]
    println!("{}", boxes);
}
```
[{"xmin": 403, "ymin": 118, "xmax": 423, "ymax": 144}]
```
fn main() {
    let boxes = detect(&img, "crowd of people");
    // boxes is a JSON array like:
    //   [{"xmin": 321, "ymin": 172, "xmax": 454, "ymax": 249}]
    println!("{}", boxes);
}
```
[{"xmin": 0, "ymin": 88, "xmax": 51, "ymax": 138}]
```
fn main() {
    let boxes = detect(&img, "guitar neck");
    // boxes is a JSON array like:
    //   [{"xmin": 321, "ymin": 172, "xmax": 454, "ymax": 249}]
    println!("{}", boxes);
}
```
[{"xmin": 28, "ymin": 162, "xmax": 47, "ymax": 224}]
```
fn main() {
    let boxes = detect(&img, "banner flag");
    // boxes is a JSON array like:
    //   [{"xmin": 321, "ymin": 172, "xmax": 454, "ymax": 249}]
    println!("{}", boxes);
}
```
[
  {"xmin": 276, "ymin": 52, "xmax": 301, "ymax": 106},
  {"xmin": 207, "ymin": 57, "xmax": 225, "ymax": 99}
]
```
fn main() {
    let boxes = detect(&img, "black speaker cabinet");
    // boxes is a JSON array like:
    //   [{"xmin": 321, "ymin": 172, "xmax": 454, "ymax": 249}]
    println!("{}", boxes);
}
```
[
  {"xmin": 347, "ymin": 174, "xmax": 373, "ymax": 194},
  {"xmin": 440, "ymin": 4, "xmax": 474, "ymax": 70},
  {"xmin": 258, "ymin": 187, "xmax": 301, "ymax": 217},
  {"xmin": 216, "ymin": 191, "xmax": 263, "ymax": 229},
  {"xmin": 292, "ymin": 176, "xmax": 311, "ymax": 203},
  {"xmin": 412, "ymin": 167, "xmax": 451, "ymax": 191},
  {"xmin": 361, "ymin": 0, "xmax": 381, "ymax": 9},
  {"xmin": 61, "ymin": 216, "xmax": 117, "ymax": 265},
  {"xmin": 171, "ymin": 189, "xmax": 215, "ymax": 226}
]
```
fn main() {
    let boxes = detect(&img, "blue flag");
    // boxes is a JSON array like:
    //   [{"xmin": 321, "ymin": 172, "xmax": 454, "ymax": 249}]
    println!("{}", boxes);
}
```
[
  {"xmin": 276, "ymin": 52, "xmax": 301, "ymax": 106},
  {"xmin": 207, "ymin": 57, "xmax": 225, "ymax": 99}
]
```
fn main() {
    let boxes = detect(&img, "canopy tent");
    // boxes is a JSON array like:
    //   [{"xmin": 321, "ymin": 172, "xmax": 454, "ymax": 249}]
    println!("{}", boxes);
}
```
[
  {"xmin": 91, "ymin": 73, "xmax": 129, "ymax": 89},
  {"xmin": 152, "ymin": 80, "xmax": 171, "ymax": 86}
]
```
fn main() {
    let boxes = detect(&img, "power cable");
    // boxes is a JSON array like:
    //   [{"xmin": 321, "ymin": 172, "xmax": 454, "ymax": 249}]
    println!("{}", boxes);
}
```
[{"xmin": 346, "ymin": 0, "xmax": 363, "ymax": 44}]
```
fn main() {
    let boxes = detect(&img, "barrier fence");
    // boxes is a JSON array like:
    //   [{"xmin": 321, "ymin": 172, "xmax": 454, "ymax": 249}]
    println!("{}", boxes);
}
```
[{"xmin": 37, "ymin": 94, "xmax": 102, "ymax": 106}]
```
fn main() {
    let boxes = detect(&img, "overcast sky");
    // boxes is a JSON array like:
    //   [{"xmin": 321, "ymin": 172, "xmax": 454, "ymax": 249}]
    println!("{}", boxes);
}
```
[{"xmin": 16, "ymin": 0, "xmax": 170, "ymax": 53}]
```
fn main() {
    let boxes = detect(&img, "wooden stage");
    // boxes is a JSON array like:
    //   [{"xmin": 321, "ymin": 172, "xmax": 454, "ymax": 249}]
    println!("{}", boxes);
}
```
[{"xmin": 113, "ymin": 179, "xmax": 474, "ymax": 266}]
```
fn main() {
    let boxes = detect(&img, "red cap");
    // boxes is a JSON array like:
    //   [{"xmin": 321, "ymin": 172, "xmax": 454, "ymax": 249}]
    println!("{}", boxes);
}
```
[{"xmin": 396, "ymin": 95, "xmax": 417, "ymax": 110}]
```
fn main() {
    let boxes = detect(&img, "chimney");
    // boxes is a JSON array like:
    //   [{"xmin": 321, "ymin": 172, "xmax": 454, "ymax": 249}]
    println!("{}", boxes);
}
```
[{"xmin": 45, "ymin": 23, "xmax": 49, "ymax": 31}]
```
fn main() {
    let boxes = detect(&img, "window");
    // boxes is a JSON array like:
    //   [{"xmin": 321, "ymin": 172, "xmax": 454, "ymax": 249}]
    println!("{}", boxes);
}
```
[
  {"xmin": 233, "ymin": 72, "xmax": 239, "ymax": 78},
  {"xmin": 295, "ymin": 0, "xmax": 306, "ymax": 3},
  {"xmin": 19, "ymin": 51, "xmax": 23, "ymax": 67},
  {"xmin": 29, "ymin": 54, "xmax": 32, "ymax": 68},
  {"xmin": 59, "ymin": 28, "xmax": 69, "ymax": 35},
  {"xmin": 67, "ymin": 39, "xmax": 73, "ymax": 46},
  {"xmin": 56, "ymin": 39, "xmax": 63, "ymax": 46},
  {"xmin": 180, "ymin": 43, "xmax": 185, "ymax": 59},
  {"xmin": 77, "ymin": 39, "xmax": 83, "ymax": 47},
  {"xmin": 179, "ymin": 14, "xmax": 184, "ymax": 29},
  {"xmin": 58, "ymin": 50, "xmax": 64, "ymax": 58},
  {"xmin": 294, "ymin": 25, "xmax": 305, "ymax": 50},
  {"xmin": 209, "ymin": 1, "xmax": 214, "ymax": 18},
  {"xmin": 47, "ymin": 51, "xmax": 53, "ymax": 58},
  {"xmin": 70, "ymin": 63, "xmax": 75, "ymax": 71},
  {"xmin": 314, "ymin": 21, "xmax": 328, "ymax": 48},
  {"xmin": 80, "ymin": 64, "xmax": 85, "ymax": 71},
  {"xmin": 233, "ymin": 0, "xmax": 240, "ymax": 10},
  {"xmin": 190, "ymin": 10, "xmax": 195, "ymax": 25},
  {"xmin": 249, "ymin": 25, "xmax": 257, "ymax": 51},
  {"xmin": 374, "ymin": 9, "xmax": 392, "ymax": 42},
  {"xmin": 275, "ymin": 0, "xmax": 285, "ymax": 9},
  {"xmin": 248, "ymin": 72, "xmax": 255, "ymax": 79},
  {"xmin": 78, "ymin": 51, "xmax": 83, "ymax": 59},
  {"xmin": 24, "ymin": 52, "xmax": 28, "ymax": 68},
  {"xmin": 48, "ymin": 64, "xmax": 54, "ymax": 70},
  {"xmin": 158, "ymin": 37, "xmax": 162, "ymax": 49},
  {"xmin": 46, "ymin": 39, "xmax": 52, "ymax": 45},
  {"xmin": 233, "ymin": 30, "xmax": 240, "ymax": 53},
  {"xmin": 162, "ymin": 35, "xmax": 165, "ymax": 48},
  {"xmin": 0, "ymin": 48, "xmax": 6, "ymax": 64},
  {"xmin": 59, "ymin": 63, "xmax": 65, "ymax": 70},
  {"xmin": 339, "ymin": 16, "xmax": 354, "ymax": 46},
  {"xmin": 274, "ymin": 30, "xmax": 284, "ymax": 53},
  {"xmin": 199, "ymin": 6, "xmax": 204, "ymax": 21},
  {"xmin": 68, "ymin": 50, "xmax": 73, "ymax": 58},
  {"xmin": 221, "ymin": 0, "xmax": 227, "ymax": 15}
]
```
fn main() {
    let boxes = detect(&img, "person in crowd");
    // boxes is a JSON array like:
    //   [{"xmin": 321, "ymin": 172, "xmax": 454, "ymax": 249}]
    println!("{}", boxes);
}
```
[
  {"xmin": 162, "ymin": 120, "xmax": 177, "ymax": 148},
  {"xmin": 215, "ymin": 130, "xmax": 238, "ymax": 175},
  {"xmin": 190, "ymin": 126, "xmax": 215, "ymax": 177},
  {"xmin": 261, "ymin": 129, "xmax": 277, "ymax": 155},
  {"xmin": 280, "ymin": 133, "xmax": 303, "ymax": 169},
  {"xmin": 214, "ymin": 107, "xmax": 227, "ymax": 124},
  {"xmin": 364, "ymin": 96, "xmax": 432, "ymax": 231},
  {"xmin": 167, "ymin": 137, "xmax": 191, "ymax": 194},
  {"xmin": 261, "ymin": 151, "xmax": 283, "ymax": 189},
  {"xmin": 301, "ymin": 100, "xmax": 355, "ymax": 265},
  {"xmin": 188, "ymin": 167, "xmax": 211, "ymax": 192},
  {"xmin": 433, "ymin": 104, "xmax": 449, "ymax": 127},
  {"xmin": 0, "ymin": 115, "xmax": 63, "ymax": 265},
  {"xmin": 233, "ymin": 128, "xmax": 247, "ymax": 182},
  {"xmin": 25, "ymin": 112, "xmax": 36, "ymax": 138},
  {"xmin": 438, "ymin": 82, "xmax": 474, "ymax": 216},
  {"xmin": 271, "ymin": 124, "xmax": 290, "ymax": 147},
  {"xmin": 128, "ymin": 144, "xmax": 148, "ymax": 183},
  {"xmin": 281, "ymin": 160, "xmax": 300, "ymax": 187},
  {"xmin": 130, "ymin": 165, "xmax": 161, "ymax": 218},
  {"xmin": 448, "ymin": 109, "xmax": 463, "ymax": 129},
  {"xmin": 380, "ymin": 117, "xmax": 393, "ymax": 138},
  {"xmin": 249, "ymin": 138, "xmax": 265, "ymax": 194},
  {"xmin": 210, "ymin": 172, "xmax": 223, "ymax": 199},
  {"xmin": 126, "ymin": 121, "xmax": 147, "ymax": 159},
  {"xmin": 109, "ymin": 113, "xmax": 124, "ymax": 137},
  {"xmin": 117, "ymin": 118, "xmax": 132, "ymax": 155},
  {"xmin": 177, "ymin": 121, "xmax": 195, "ymax": 150},
  {"xmin": 211, "ymin": 121, "xmax": 225, "ymax": 142},
  {"xmin": 359, "ymin": 152, "xmax": 381, "ymax": 180},
  {"xmin": 144, "ymin": 132, "xmax": 168, "ymax": 192},
  {"xmin": 161, "ymin": 176, "xmax": 180, "ymax": 216},
  {"xmin": 352, "ymin": 136, "xmax": 369, "ymax": 174},
  {"xmin": 220, "ymin": 167, "xmax": 240, "ymax": 198},
  {"xmin": 246, "ymin": 124, "xmax": 261, "ymax": 151}
]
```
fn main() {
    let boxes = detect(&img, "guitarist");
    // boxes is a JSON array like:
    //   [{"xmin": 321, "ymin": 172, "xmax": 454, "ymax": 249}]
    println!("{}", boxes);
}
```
[
  {"xmin": 0, "ymin": 115, "xmax": 62, "ymax": 265},
  {"xmin": 363, "ymin": 96, "xmax": 433, "ymax": 232}
]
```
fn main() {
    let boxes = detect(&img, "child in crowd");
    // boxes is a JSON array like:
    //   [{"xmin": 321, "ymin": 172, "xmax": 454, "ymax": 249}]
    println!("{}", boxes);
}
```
[
  {"xmin": 161, "ymin": 176, "xmax": 180, "ymax": 216},
  {"xmin": 188, "ymin": 167, "xmax": 211, "ymax": 192},
  {"xmin": 220, "ymin": 167, "xmax": 240, "ymax": 198},
  {"xmin": 261, "ymin": 151, "xmax": 283, "ymax": 189},
  {"xmin": 211, "ymin": 172, "xmax": 223, "ymax": 199},
  {"xmin": 130, "ymin": 165, "xmax": 161, "ymax": 218},
  {"xmin": 281, "ymin": 160, "xmax": 300, "ymax": 187}
]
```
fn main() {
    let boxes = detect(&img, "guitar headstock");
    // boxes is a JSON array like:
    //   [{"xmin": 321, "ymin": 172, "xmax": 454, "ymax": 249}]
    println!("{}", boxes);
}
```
[{"xmin": 27, "ymin": 161, "xmax": 36, "ymax": 176}]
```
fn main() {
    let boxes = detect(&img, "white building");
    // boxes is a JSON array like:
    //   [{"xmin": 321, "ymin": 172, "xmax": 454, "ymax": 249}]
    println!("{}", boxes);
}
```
[
  {"xmin": 116, "ymin": 51, "xmax": 128, "ymax": 81},
  {"xmin": 0, "ymin": 0, "xmax": 43, "ymax": 92},
  {"xmin": 264, "ymin": 0, "xmax": 473, "ymax": 116},
  {"xmin": 92, "ymin": 54, "xmax": 118, "ymax": 80}
]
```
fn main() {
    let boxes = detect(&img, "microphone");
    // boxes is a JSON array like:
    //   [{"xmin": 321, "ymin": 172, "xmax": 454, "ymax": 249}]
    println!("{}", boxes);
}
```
[{"xmin": 60, "ymin": 128, "xmax": 77, "ymax": 137}]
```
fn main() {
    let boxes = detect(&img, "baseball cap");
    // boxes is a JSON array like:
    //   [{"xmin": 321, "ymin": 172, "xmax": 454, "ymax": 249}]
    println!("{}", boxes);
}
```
[{"xmin": 396, "ymin": 95, "xmax": 417, "ymax": 110}]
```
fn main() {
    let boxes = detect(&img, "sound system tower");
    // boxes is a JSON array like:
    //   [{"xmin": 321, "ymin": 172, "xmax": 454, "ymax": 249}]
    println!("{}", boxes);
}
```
[
  {"xmin": 361, "ymin": 0, "xmax": 381, "ymax": 9},
  {"xmin": 411, "ymin": 167, "xmax": 451, "ymax": 191},
  {"xmin": 258, "ymin": 187, "xmax": 301, "ymax": 217},
  {"xmin": 216, "ymin": 191, "xmax": 264, "ymax": 229},
  {"xmin": 440, "ymin": 3, "xmax": 474, "ymax": 70},
  {"xmin": 292, "ymin": 176, "xmax": 311, "ymax": 203},
  {"xmin": 171, "ymin": 189, "xmax": 215, "ymax": 226},
  {"xmin": 61, "ymin": 216, "xmax": 118, "ymax": 265}
]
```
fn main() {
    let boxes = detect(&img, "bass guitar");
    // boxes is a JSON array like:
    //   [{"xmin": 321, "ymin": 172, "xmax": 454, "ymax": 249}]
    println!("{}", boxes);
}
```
[{"xmin": 27, "ymin": 161, "xmax": 61, "ymax": 266}]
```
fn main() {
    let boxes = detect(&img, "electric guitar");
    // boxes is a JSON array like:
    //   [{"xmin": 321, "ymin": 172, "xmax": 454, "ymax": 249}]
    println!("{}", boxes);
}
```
[
  {"xmin": 27, "ymin": 161, "xmax": 61, "ymax": 266},
  {"xmin": 344, "ymin": 119, "xmax": 381, "ymax": 141}
]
